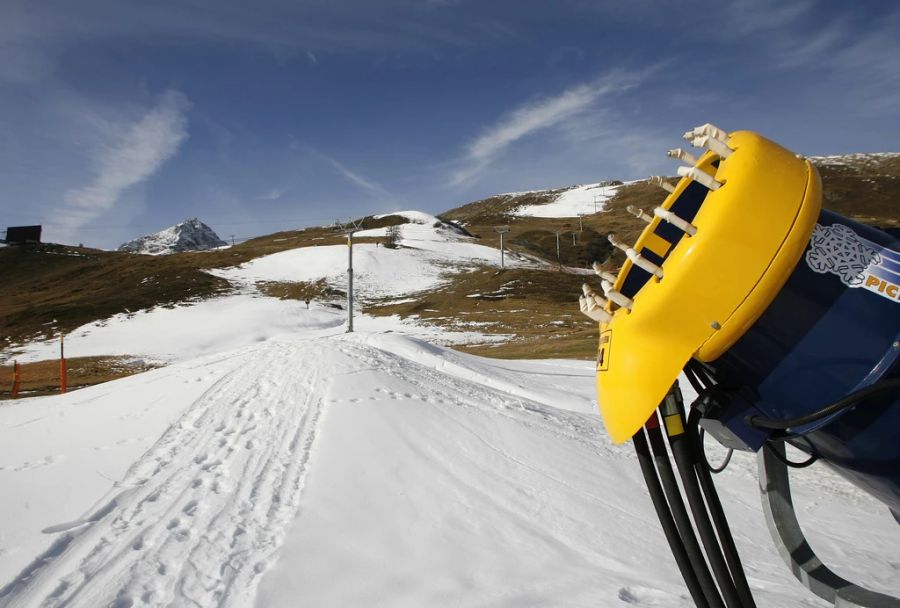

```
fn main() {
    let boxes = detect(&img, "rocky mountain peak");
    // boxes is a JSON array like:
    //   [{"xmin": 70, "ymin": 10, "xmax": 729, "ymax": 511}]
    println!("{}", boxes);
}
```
[{"xmin": 118, "ymin": 218, "xmax": 227, "ymax": 255}]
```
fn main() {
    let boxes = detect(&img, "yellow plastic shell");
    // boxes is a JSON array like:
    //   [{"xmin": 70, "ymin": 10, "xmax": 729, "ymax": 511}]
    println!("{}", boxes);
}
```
[{"xmin": 597, "ymin": 131, "xmax": 822, "ymax": 444}]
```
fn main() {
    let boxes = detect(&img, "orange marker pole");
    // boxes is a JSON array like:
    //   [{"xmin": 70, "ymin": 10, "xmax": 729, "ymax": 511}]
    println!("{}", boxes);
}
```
[{"xmin": 60, "ymin": 335, "xmax": 67, "ymax": 394}]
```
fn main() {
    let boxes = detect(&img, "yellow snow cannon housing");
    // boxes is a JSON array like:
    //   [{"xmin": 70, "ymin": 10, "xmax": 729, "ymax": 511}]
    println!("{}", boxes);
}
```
[{"xmin": 596, "ymin": 130, "xmax": 822, "ymax": 443}]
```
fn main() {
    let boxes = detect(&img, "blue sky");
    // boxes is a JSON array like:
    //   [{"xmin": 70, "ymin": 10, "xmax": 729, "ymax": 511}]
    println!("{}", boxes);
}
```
[{"xmin": 1, "ymin": 0, "xmax": 898, "ymax": 248}]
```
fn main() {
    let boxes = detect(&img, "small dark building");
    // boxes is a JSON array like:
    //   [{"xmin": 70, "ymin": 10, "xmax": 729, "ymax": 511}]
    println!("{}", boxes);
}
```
[{"xmin": 4, "ymin": 225, "xmax": 42, "ymax": 244}]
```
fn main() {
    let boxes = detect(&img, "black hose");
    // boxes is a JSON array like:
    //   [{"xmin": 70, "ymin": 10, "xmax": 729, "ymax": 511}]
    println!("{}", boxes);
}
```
[
  {"xmin": 688, "ymin": 409, "xmax": 758, "ymax": 608},
  {"xmin": 764, "ymin": 441, "xmax": 818, "ymax": 468},
  {"xmin": 746, "ymin": 379, "xmax": 900, "ymax": 431},
  {"xmin": 683, "ymin": 362, "xmax": 735, "ymax": 475},
  {"xmin": 632, "ymin": 427, "xmax": 710, "ymax": 608},
  {"xmin": 699, "ymin": 427, "xmax": 734, "ymax": 474},
  {"xmin": 683, "ymin": 364, "xmax": 706, "ymax": 395},
  {"xmin": 688, "ymin": 360, "xmax": 717, "ymax": 388},
  {"xmin": 646, "ymin": 420, "xmax": 724, "ymax": 608},
  {"xmin": 668, "ymin": 419, "xmax": 745, "ymax": 608}
]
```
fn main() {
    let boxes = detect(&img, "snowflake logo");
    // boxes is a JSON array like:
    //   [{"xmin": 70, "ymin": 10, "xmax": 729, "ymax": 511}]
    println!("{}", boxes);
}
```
[{"xmin": 805, "ymin": 223, "xmax": 881, "ymax": 286}]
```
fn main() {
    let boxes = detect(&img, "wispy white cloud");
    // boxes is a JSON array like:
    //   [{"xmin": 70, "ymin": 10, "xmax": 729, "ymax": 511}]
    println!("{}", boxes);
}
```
[
  {"xmin": 326, "ymin": 156, "xmax": 391, "ymax": 198},
  {"xmin": 0, "ymin": 0, "xmax": 496, "ymax": 76},
  {"xmin": 297, "ymin": 143, "xmax": 392, "ymax": 198},
  {"xmin": 722, "ymin": 0, "xmax": 814, "ymax": 36},
  {"xmin": 448, "ymin": 69, "xmax": 647, "ymax": 187},
  {"xmin": 55, "ymin": 90, "xmax": 191, "ymax": 239},
  {"xmin": 258, "ymin": 188, "xmax": 286, "ymax": 201},
  {"xmin": 717, "ymin": 1, "xmax": 900, "ymax": 112},
  {"xmin": 773, "ymin": 21, "xmax": 845, "ymax": 69},
  {"xmin": 831, "ymin": 20, "xmax": 900, "ymax": 110}
]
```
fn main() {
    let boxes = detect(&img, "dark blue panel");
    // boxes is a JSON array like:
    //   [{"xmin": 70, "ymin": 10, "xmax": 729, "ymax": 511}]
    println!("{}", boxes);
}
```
[
  {"xmin": 620, "ymin": 264, "xmax": 652, "ymax": 299},
  {"xmin": 619, "ymin": 180, "xmax": 710, "ymax": 299},
  {"xmin": 709, "ymin": 210, "xmax": 900, "ymax": 512}
]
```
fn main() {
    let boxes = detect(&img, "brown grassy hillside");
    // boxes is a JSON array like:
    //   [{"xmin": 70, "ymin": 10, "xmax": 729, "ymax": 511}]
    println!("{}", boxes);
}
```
[
  {"xmin": 367, "ymin": 267, "xmax": 599, "ymax": 360},
  {"xmin": 0, "ymin": 216, "xmax": 404, "ymax": 348},
  {"xmin": 813, "ymin": 154, "xmax": 900, "ymax": 228},
  {"xmin": 2, "ymin": 153, "xmax": 896, "ymax": 372},
  {"xmin": 439, "ymin": 155, "xmax": 899, "ymax": 269}
]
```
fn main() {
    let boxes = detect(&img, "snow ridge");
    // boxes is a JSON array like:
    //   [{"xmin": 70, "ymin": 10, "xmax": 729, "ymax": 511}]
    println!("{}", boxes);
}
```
[
  {"xmin": 0, "ymin": 341, "xmax": 328, "ymax": 607},
  {"xmin": 512, "ymin": 182, "xmax": 621, "ymax": 218},
  {"xmin": 371, "ymin": 210, "xmax": 469, "ymax": 237}
]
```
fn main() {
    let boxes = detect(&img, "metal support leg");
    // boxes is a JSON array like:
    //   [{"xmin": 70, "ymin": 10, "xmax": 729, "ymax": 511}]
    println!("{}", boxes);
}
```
[{"xmin": 758, "ymin": 442, "xmax": 900, "ymax": 608}]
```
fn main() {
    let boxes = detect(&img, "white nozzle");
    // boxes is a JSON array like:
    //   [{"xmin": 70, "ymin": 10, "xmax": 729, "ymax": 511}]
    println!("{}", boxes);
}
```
[
  {"xmin": 683, "ymin": 123, "xmax": 728, "ymax": 142},
  {"xmin": 666, "ymin": 148, "xmax": 699, "ymax": 165},
  {"xmin": 591, "ymin": 262, "xmax": 619, "ymax": 284},
  {"xmin": 692, "ymin": 135, "xmax": 733, "ymax": 159},
  {"xmin": 607, "ymin": 233, "xmax": 625, "ymax": 249},
  {"xmin": 626, "ymin": 205, "xmax": 654, "ymax": 224},
  {"xmin": 608, "ymin": 234, "xmax": 664, "ymax": 279},
  {"xmin": 649, "ymin": 175, "xmax": 676, "ymax": 193},
  {"xmin": 601, "ymin": 280, "xmax": 634, "ymax": 310},
  {"xmin": 579, "ymin": 284, "xmax": 613, "ymax": 323},
  {"xmin": 653, "ymin": 207, "xmax": 697, "ymax": 236},
  {"xmin": 677, "ymin": 165, "xmax": 723, "ymax": 191},
  {"xmin": 579, "ymin": 296, "xmax": 613, "ymax": 323},
  {"xmin": 582, "ymin": 283, "xmax": 609, "ymax": 308},
  {"xmin": 596, "ymin": 269, "xmax": 619, "ymax": 283}
]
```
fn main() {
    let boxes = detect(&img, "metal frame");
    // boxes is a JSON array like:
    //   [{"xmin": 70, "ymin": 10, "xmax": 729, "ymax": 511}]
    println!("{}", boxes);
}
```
[{"xmin": 758, "ymin": 442, "xmax": 900, "ymax": 608}]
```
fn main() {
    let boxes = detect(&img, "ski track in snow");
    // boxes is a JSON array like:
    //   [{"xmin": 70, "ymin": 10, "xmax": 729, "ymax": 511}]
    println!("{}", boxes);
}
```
[
  {"xmin": 2, "ymin": 335, "xmax": 897, "ymax": 607},
  {"xmin": 0, "ymin": 342, "xmax": 329, "ymax": 608},
  {"xmin": 0, "ymin": 337, "xmax": 616, "ymax": 608}
]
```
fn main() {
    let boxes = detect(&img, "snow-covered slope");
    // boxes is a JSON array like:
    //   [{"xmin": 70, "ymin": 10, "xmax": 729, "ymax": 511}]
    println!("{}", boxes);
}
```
[
  {"xmin": 512, "ymin": 182, "xmax": 621, "ymax": 218},
  {"xmin": 212, "ymin": 210, "xmax": 532, "ymax": 301},
  {"xmin": 1, "ymin": 209, "xmax": 897, "ymax": 607},
  {"xmin": 8, "ymin": 294, "xmax": 494, "ymax": 365},
  {"xmin": 10, "ymin": 211, "xmax": 518, "ymax": 364},
  {"xmin": 9, "ymin": 294, "xmax": 345, "ymax": 363},
  {"xmin": 366, "ymin": 210, "xmax": 470, "ymax": 237},
  {"xmin": 0, "ymin": 330, "xmax": 897, "ymax": 607},
  {"xmin": 119, "ymin": 218, "xmax": 226, "ymax": 255}
]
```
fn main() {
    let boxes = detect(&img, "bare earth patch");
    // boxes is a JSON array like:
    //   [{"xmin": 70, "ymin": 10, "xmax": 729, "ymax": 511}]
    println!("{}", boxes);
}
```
[{"xmin": 0, "ymin": 356, "xmax": 162, "ymax": 400}]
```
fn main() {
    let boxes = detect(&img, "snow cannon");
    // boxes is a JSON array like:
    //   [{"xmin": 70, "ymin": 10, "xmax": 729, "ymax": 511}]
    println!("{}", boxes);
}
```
[{"xmin": 579, "ymin": 124, "xmax": 900, "ymax": 608}]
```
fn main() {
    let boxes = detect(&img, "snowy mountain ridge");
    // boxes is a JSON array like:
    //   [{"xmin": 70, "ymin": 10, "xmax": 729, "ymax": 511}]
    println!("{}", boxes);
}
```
[
  {"xmin": 118, "ymin": 218, "xmax": 227, "ymax": 255},
  {"xmin": 807, "ymin": 151, "xmax": 900, "ymax": 166}
]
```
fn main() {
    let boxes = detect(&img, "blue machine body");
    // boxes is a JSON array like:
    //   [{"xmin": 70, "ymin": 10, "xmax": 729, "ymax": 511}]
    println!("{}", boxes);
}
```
[{"xmin": 706, "ymin": 210, "xmax": 900, "ymax": 514}]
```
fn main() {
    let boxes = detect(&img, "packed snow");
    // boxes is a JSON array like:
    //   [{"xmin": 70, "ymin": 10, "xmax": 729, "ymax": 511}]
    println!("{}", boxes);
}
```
[
  {"xmin": 7, "ymin": 295, "xmax": 343, "ymax": 364},
  {"xmin": 1, "ymin": 328, "xmax": 898, "ymax": 607},
  {"xmin": 513, "ymin": 183, "xmax": 620, "ymax": 218},
  {"xmin": 1, "ymin": 211, "xmax": 898, "ymax": 607},
  {"xmin": 5, "ymin": 296, "xmax": 500, "ymax": 366}
]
